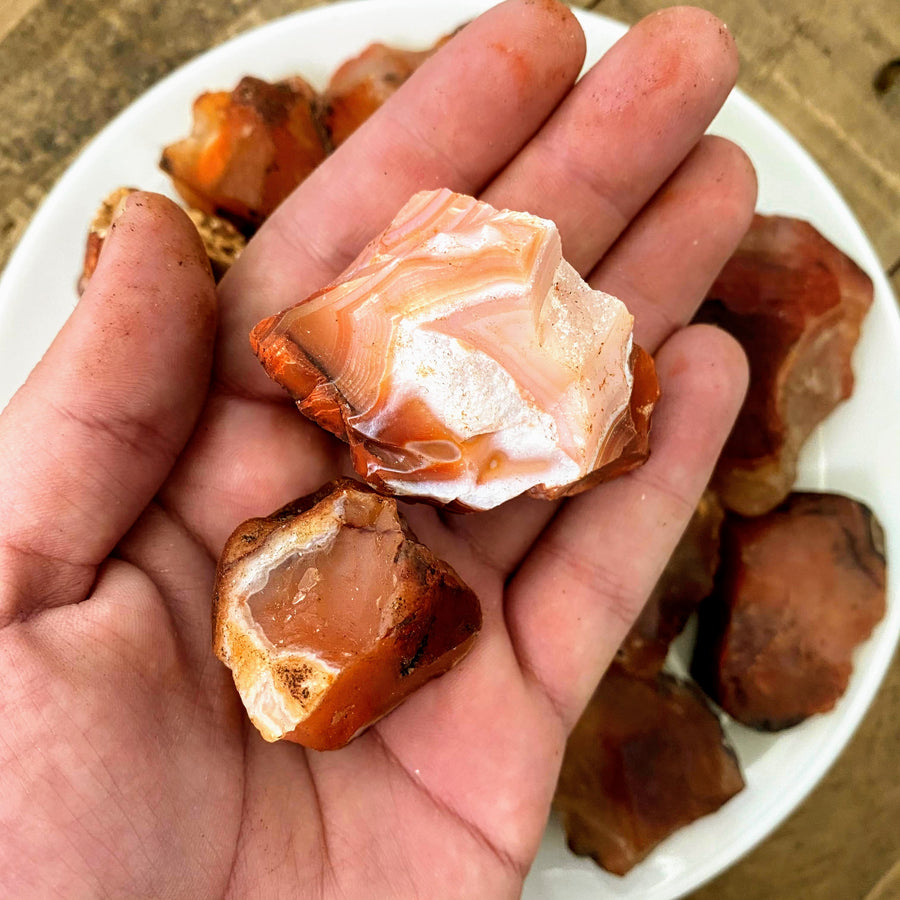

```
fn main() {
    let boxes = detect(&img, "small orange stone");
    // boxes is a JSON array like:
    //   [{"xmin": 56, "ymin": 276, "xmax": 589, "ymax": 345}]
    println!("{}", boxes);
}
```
[{"xmin": 213, "ymin": 479, "xmax": 481, "ymax": 750}]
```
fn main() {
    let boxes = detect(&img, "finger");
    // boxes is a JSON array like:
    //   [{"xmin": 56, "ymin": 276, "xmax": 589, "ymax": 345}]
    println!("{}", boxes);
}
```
[
  {"xmin": 0, "ymin": 193, "xmax": 217, "ymax": 625},
  {"xmin": 217, "ymin": 0, "xmax": 586, "ymax": 395},
  {"xmin": 369, "ymin": 614, "xmax": 567, "ymax": 875},
  {"xmin": 506, "ymin": 324, "xmax": 749, "ymax": 729},
  {"xmin": 334, "ymin": 11, "xmax": 745, "ymax": 580},
  {"xmin": 481, "ymin": 6, "xmax": 739, "ymax": 275},
  {"xmin": 400, "ymin": 496, "xmax": 559, "ymax": 587},
  {"xmin": 427, "ymin": 137, "xmax": 755, "ymax": 579},
  {"xmin": 591, "ymin": 135, "xmax": 758, "ymax": 349}
]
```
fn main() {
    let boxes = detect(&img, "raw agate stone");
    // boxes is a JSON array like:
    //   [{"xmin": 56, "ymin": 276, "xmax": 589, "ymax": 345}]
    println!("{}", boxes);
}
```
[
  {"xmin": 554, "ymin": 663, "xmax": 744, "ymax": 876},
  {"xmin": 252, "ymin": 188, "xmax": 658, "ymax": 510},
  {"xmin": 213, "ymin": 479, "xmax": 481, "ymax": 750},
  {"xmin": 692, "ymin": 492, "xmax": 886, "ymax": 731},
  {"xmin": 78, "ymin": 187, "xmax": 244, "ymax": 294},
  {"xmin": 160, "ymin": 75, "xmax": 328, "ymax": 233},
  {"xmin": 321, "ymin": 31, "xmax": 459, "ymax": 146},
  {"xmin": 616, "ymin": 490, "xmax": 724, "ymax": 678},
  {"xmin": 322, "ymin": 41, "xmax": 434, "ymax": 147},
  {"xmin": 696, "ymin": 214, "xmax": 873, "ymax": 516}
]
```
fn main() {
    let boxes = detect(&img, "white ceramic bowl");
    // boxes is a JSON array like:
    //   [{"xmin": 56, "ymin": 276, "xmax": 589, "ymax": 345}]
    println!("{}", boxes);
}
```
[{"xmin": 1, "ymin": 3, "xmax": 897, "ymax": 897}]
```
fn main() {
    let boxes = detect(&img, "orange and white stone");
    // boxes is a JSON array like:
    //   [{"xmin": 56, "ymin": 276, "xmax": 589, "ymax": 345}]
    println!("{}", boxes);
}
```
[
  {"xmin": 213, "ymin": 479, "xmax": 481, "ymax": 750},
  {"xmin": 251, "ymin": 189, "xmax": 657, "ymax": 510}
]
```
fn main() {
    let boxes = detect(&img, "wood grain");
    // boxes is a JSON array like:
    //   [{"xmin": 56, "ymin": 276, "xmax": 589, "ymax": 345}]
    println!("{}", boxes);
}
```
[
  {"xmin": 572, "ymin": 0, "xmax": 900, "ymax": 297},
  {"xmin": 0, "ymin": 1, "xmax": 897, "ymax": 896}
]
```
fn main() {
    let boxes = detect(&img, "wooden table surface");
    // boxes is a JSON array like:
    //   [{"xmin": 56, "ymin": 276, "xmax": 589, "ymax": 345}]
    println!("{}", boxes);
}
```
[{"xmin": 1, "ymin": 0, "xmax": 897, "ymax": 897}]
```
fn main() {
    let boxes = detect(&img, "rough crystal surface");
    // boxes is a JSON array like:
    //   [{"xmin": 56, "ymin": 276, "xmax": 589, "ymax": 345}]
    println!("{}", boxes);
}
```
[
  {"xmin": 160, "ymin": 75, "xmax": 328, "ymax": 233},
  {"xmin": 322, "ymin": 41, "xmax": 433, "ymax": 146},
  {"xmin": 692, "ymin": 492, "xmax": 886, "ymax": 730},
  {"xmin": 554, "ymin": 663, "xmax": 744, "ymax": 876},
  {"xmin": 213, "ymin": 478, "xmax": 482, "ymax": 750},
  {"xmin": 251, "ymin": 188, "xmax": 658, "ymax": 510}
]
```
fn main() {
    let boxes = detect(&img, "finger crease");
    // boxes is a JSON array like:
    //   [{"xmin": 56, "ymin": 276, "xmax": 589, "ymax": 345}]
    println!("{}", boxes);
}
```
[
  {"xmin": 269, "ymin": 213, "xmax": 360, "ymax": 294},
  {"xmin": 0, "ymin": 538, "xmax": 95, "ymax": 629},
  {"xmin": 370, "ymin": 727, "xmax": 530, "ymax": 882},
  {"xmin": 45, "ymin": 395, "xmax": 176, "ymax": 468},
  {"xmin": 513, "ymin": 646, "xmax": 574, "ymax": 732},
  {"xmin": 595, "ymin": 266, "xmax": 681, "ymax": 338},
  {"xmin": 435, "ymin": 509, "xmax": 508, "ymax": 580},
  {"xmin": 552, "ymin": 142, "xmax": 632, "ymax": 235},
  {"xmin": 538, "ymin": 538, "xmax": 646, "ymax": 632},
  {"xmin": 629, "ymin": 466, "xmax": 697, "ymax": 518}
]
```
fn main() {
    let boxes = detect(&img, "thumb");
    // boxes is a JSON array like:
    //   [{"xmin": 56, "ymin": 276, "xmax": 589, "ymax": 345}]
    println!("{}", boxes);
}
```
[{"xmin": 0, "ymin": 192, "xmax": 217, "ymax": 626}]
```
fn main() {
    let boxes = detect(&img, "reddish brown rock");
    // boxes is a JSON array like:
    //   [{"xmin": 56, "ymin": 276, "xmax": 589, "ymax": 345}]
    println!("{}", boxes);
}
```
[
  {"xmin": 77, "ymin": 187, "xmax": 245, "ymax": 294},
  {"xmin": 554, "ymin": 664, "xmax": 745, "ymax": 876},
  {"xmin": 692, "ymin": 492, "xmax": 887, "ymax": 731},
  {"xmin": 617, "ymin": 490, "xmax": 724, "ymax": 678},
  {"xmin": 160, "ymin": 75, "xmax": 329, "ymax": 233},
  {"xmin": 251, "ymin": 188, "xmax": 658, "ymax": 511},
  {"xmin": 213, "ymin": 478, "xmax": 481, "ymax": 750},
  {"xmin": 696, "ymin": 214, "xmax": 874, "ymax": 516}
]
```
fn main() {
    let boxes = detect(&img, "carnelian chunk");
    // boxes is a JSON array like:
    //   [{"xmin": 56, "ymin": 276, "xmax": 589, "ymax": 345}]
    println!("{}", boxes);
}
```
[{"xmin": 213, "ymin": 479, "xmax": 481, "ymax": 750}]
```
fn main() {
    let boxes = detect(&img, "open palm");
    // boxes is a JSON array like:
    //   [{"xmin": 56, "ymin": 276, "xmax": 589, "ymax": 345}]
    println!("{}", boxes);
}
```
[{"xmin": 0, "ymin": 3, "xmax": 756, "ymax": 897}]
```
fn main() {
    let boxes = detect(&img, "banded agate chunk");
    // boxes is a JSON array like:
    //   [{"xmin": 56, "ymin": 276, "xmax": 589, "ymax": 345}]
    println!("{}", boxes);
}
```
[{"xmin": 251, "ymin": 188, "xmax": 658, "ymax": 511}]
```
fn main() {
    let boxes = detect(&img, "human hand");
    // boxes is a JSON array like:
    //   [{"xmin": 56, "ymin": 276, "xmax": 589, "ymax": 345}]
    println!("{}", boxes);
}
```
[{"xmin": 0, "ymin": 2, "xmax": 755, "ymax": 897}]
